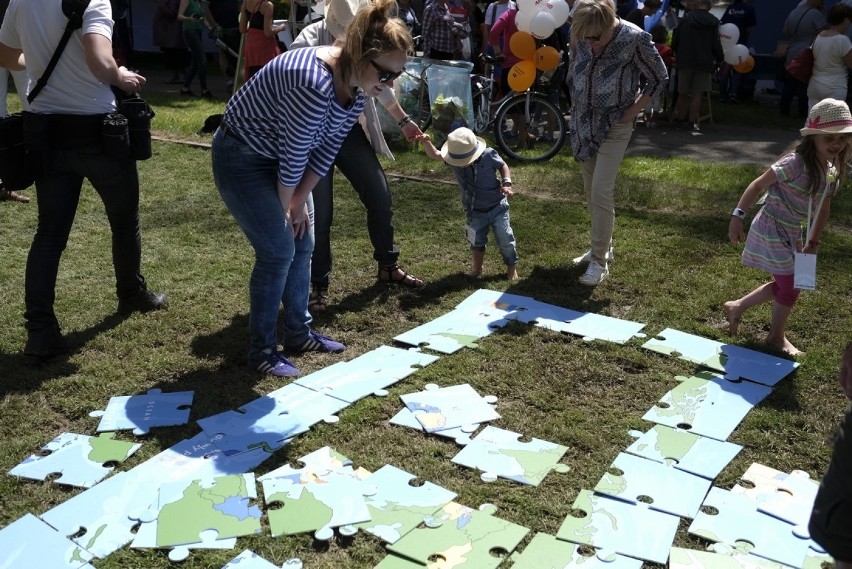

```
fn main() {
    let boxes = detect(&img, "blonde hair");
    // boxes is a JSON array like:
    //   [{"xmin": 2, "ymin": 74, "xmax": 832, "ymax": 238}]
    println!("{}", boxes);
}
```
[
  {"xmin": 570, "ymin": 0, "xmax": 617, "ymax": 47},
  {"xmin": 339, "ymin": 0, "xmax": 412, "ymax": 85},
  {"xmin": 795, "ymin": 135, "xmax": 852, "ymax": 195}
]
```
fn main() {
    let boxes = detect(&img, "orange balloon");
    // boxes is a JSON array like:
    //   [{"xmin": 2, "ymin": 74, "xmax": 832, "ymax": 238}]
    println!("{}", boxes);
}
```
[
  {"xmin": 509, "ymin": 31, "xmax": 537, "ymax": 61},
  {"xmin": 508, "ymin": 60, "xmax": 536, "ymax": 92},
  {"xmin": 535, "ymin": 46, "xmax": 560, "ymax": 72},
  {"xmin": 734, "ymin": 55, "xmax": 755, "ymax": 74}
]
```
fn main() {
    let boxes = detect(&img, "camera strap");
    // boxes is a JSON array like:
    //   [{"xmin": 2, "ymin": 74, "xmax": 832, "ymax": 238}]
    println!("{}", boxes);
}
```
[{"xmin": 26, "ymin": 0, "xmax": 93, "ymax": 104}]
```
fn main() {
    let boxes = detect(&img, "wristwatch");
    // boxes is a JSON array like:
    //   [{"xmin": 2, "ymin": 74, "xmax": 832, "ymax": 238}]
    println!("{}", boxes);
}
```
[{"xmin": 731, "ymin": 207, "xmax": 747, "ymax": 219}]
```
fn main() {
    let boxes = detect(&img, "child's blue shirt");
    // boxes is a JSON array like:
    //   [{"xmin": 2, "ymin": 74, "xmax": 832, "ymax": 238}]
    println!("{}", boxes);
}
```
[{"xmin": 448, "ymin": 147, "xmax": 507, "ymax": 214}]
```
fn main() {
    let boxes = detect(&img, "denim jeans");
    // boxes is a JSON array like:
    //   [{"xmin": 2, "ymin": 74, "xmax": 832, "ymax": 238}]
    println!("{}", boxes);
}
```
[
  {"xmin": 311, "ymin": 123, "xmax": 399, "ymax": 288},
  {"xmin": 466, "ymin": 199, "xmax": 517, "ymax": 266},
  {"xmin": 579, "ymin": 120, "xmax": 634, "ymax": 265},
  {"xmin": 183, "ymin": 28, "xmax": 207, "ymax": 92},
  {"xmin": 25, "ymin": 134, "xmax": 145, "ymax": 332},
  {"xmin": 211, "ymin": 128, "xmax": 313, "ymax": 359}
]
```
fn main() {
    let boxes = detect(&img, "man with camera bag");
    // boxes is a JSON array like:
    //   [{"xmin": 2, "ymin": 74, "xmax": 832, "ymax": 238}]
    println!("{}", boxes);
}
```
[{"xmin": 0, "ymin": 0, "xmax": 166, "ymax": 360}]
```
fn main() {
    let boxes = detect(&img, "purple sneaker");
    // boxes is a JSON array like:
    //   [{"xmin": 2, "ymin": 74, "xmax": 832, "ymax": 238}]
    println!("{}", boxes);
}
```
[
  {"xmin": 287, "ymin": 330, "xmax": 345, "ymax": 354},
  {"xmin": 248, "ymin": 349, "xmax": 300, "ymax": 377}
]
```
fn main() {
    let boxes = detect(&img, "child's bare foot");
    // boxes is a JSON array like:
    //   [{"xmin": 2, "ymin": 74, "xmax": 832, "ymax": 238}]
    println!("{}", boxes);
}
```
[
  {"xmin": 506, "ymin": 266, "xmax": 518, "ymax": 280},
  {"xmin": 723, "ymin": 301, "xmax": 742, "ymax": 335},
  {"xmin": 766, "ymin": 335, "xmax": 802, "ymax": 356}
]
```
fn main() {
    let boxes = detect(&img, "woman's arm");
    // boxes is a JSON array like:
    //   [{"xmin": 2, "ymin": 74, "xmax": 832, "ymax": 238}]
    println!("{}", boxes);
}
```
[
  {"xmin": 239, "ymin": 0, "xmax": 249, "ymax": 33},
  {"xmin": 177, "ymin": 0, "xmax": 197, "ymax": 23},
  {"xmin": 262, "ymin": 1, "xmax": 285, "ymax": 38}
]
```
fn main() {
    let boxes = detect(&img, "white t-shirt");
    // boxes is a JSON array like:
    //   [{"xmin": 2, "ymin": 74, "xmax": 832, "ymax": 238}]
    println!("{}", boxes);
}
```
[
  {"xmin": 811, "ymin": 32, "xmax": 852, "ymax": 91},
  {"xmin": 485, "ymin": 1, "xmax": 516, "ymax": 26},
  {"xmin": 0, "ymin": 0, "xmax": 116, "ymax": 114}
]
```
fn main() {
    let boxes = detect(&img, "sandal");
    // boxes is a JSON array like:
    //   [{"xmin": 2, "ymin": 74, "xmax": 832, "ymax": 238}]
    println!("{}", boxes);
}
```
[
  {"xmin": 0, "ymin": 188, "xmax": 30, "ymax": 203},
  {"xmin": 378, "ymin": 263, "xmax": 424, "ymax": 288},
  {"xmin": 308, "ymin": 284, "xmax": 329, "ymax": 312}
]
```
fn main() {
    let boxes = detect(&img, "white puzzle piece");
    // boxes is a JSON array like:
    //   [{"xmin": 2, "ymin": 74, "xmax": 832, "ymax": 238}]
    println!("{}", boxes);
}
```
[
  {"xmin": 354, "ymin": 464, "xmax": 457, "ymax": 543},
  {"xmin": 401, "ymin": 383, "xmax": 500, "ymax": 433},
  {"xmin": 642, "ymin": 371, "xmax": 772, "ymax": 441},
  {"xmin": 732, "ymin": 463, "xmax": 819, "ymax": 528},
  {"xmin": 594, "ymin": 452, "xmax": 711, "ymax": 518},
  {"xmin": 0, "ymin": 513, "xmax": 95, "ymax": 569},
  {"xmin": 295, "ymin": 345, "xmax": 440, "ymax": 403},
  {"xmin": 669, "ymin": 546, "xmax": 785, "ymax": 569},
  {"xmin": 511, "ymin": 532, "xmax": 643, "ymax": 569},
  {"xmin": 9, "ymin": 432, "xmax": 141, "ymax": 488},
  {"xmin": 89, "ymin": 388, "xmax": 194, "ymax": 435},
  {"xmin": 222, "ymin": 549, "xmax": 289, "ymax": 569},
  {"xmin": 539, "ymin": 312, "xmax": 646, "ymax": 344},
  {"xmin": 688, "ymin": 487, "xmax": 811, "ymax": 567},
  {"xmin": 555, "ymin": 489, "xmax": 680, "ymax": 564},
  {"xmin": 388, "ymin": 406, "xmax": 476, "ymax": 445},
  {"xmin": 450, "ymin": 425, "xmax": 569, "ymax": 485},
  {"xmin": 393, "ymin": 309, "xmax": 508, "ymax": 353},
  {"xmin": 625, "ymin": 425, "xmax": 743, "ymax": 479}
]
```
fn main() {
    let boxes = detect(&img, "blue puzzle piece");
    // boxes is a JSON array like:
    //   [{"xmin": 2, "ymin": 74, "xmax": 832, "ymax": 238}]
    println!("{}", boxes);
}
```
[
  {"xmin": 594, "ymin": 452, "xmax": 711, "ymax": 518},
  {"xmin": 539, "ymin": 312, "xmax": 646, "ymax": 344},
  {"xmin": 388, "ymin": 406, "xmax": 476, "ymax": 445},
  {"xmin": 624, "ymin": 425, "xmax": 743, "ymax": 479},
  {"xmin": 9, "ymin": 432, "xmax": 141, "ymax": 488},
  {"xmin": 89, "ymin": 388, "xmax": 193, "ymax": 435},
  {"xmin": 511, "ymin": 532, "xmax": 643, "ymax": 569},
  {"xmin": 295, "ymin": 345, "xmax": 440, "ymax": 403},
  {"xmin": 222, "ymin": 549, "xmax": 292, "ymax": 569},
  {"xmin": 401, "ymin": 383, "xmax": 500, "ymax": 433},
  {"xmin": 198, "ymin": 383, "xmax": 349, "ymax": 455},
  {"xmin": 642, "ymin": 371, "xmax": 772, "ymax": 441},
  {"xmin": 0, "ymin": 513, "xmax": 95, "ymax": 569},
  {"xmin": 393, "ymin": 309, "xmax": 508, "ymax": 353}
]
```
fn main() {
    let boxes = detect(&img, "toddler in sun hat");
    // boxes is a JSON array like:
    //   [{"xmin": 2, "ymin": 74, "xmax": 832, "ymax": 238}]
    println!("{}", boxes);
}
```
[{"xmin": 418, "ymin": 128, "xmax": 519, "ymax": 280}]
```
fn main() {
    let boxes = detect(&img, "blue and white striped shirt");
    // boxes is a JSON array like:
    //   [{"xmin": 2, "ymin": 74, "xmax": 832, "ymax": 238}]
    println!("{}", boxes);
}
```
[{"xmin": 223, "ymin": 47, "xmax": 366, "ymax": 187}]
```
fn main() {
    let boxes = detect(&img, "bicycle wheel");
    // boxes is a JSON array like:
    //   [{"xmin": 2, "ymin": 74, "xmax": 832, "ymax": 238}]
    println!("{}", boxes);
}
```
[
  {"xmin": 412, "ymin": 82, "xmax": 432, "ymax": 132},
  {"xmin": 493, "ymin": 94, "xmax": 566, "ymax": 162}
]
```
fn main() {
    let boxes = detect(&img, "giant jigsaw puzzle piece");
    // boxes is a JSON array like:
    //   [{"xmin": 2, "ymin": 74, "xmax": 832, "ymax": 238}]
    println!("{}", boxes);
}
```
[
  {"xmin": 401, "ymin": 383, "xmax": 500, "ymax": 433},
  {"xmin": 198, "ymin": 383, "xmax": 348, "ymax": 455},
  {"xmin": 669, "ymin": 546, "xmax": 785, "ymax": 569},
  {"xmin": 155, "ymin": 473, "xmax": 262, "ymax": 547},
  {"xmin": 688, "ymin": 487, "xmax": 811, "ymax": 567},
  {"xmin": 450, "ymin": 425, "xmax": 569, "ymax": 485},
  {"xmin": 388, "ymin": 406, "xmax": 477, "ymax": 445},
  {"xmin": 732, "ymin": 463, "xmax": 819, "ymax": 528},
  {"xmin": 89, "ymin": 388, "xmax": 194, "ymax": 435},
  {"xmin": 511, "ymin": 532, "xmax": 643, "ymax": 569},
  {"xmin": 0, "ymin": 513, "xmax": 95, "ymax": 569},
  {"xmin": 555, "ymin": 489, "xmax": 680, "ymax": 564},
  {"xmin": 594, "ymin": 452, "xmax": 711, "ymax": 518},
  {"xmin": 393, "ymin": 310, "xmax": 508, "ymax": 353},
  {"xmin": 9, "ymin": 432, "xmax": 141, "ymax": 488},
  {"xmin": 624, "ymin": 425, "xmax": 743, "ymax": 479},
  {"xmin": 222, "ymin": 549, "xmax": 303, "ymax": 569},
  {"xmin": 642, "ymin": 371, "xmax": 772, "ymax": 440},
  {"xmin": 642, "ymin": 328, "xmax": 798, "ymax": 386},
  {"xmin": 537, "ymin": 312, "xmax": 646, "ymax": 344},
  {"xmin": 354, "ymin": 464, "xmax": 457, "ymax": 543},
  {"xmin": 387, "ymin": 501, "xmax": 529, "ymax": 568},
  {"xmin": 295, "ymin": 345, "xmax": 440, "ymax": 403}
]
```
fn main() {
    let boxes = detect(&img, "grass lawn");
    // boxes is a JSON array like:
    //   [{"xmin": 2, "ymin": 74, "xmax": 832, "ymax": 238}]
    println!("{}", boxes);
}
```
[{"xmin": 0, "ymin": 88, "xmax": 850, "ymax": 568}]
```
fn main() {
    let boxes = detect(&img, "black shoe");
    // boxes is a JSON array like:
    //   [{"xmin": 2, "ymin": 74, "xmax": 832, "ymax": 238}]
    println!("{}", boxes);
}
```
[
  {"xmin": 118, "ymin": 290, "xmax": 168, "ymax": 316},
  {"xmin": 24, "ymin": 325, "xmax": 68, "ymax": 360}
]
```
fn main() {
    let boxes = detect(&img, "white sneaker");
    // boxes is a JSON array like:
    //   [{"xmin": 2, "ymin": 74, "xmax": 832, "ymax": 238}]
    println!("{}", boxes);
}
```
[
  {"xmin": 579, "ymin": 260, "xmax": 609, "ymax": 286},
  {"xmin": 572, "ymin": 247, "xmax": 613, "ymax": 267}
]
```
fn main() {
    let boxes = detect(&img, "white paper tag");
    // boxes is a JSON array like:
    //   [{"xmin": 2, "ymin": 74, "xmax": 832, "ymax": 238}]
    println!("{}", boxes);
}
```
[{"xmin": 794, "ymin": 252, "xmax": 817, "ymax": 291}]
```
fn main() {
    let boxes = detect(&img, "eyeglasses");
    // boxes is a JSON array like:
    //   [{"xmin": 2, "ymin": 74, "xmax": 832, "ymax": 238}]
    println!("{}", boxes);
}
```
[{"xmin": 369, "ymin": 60, "xmax": 404, "ymax": 83}]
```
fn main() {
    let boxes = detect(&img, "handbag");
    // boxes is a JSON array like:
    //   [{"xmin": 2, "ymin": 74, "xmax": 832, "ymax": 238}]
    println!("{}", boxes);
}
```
[
  {"xmin": 786, "ymin": 44, "xmax": 814, "ymax": 84},
  {"xmin": 0, "ymin": 0, "xmax": 91, "ymax": 190}
]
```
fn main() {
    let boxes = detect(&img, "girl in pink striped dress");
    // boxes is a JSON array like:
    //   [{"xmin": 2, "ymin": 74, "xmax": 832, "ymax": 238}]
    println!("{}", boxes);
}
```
[{"xmin": 724, "ymin": 98, "xmax": 852, "ymax": 355}]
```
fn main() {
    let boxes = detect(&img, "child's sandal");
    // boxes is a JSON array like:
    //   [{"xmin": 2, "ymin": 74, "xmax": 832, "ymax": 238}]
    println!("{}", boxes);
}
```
[{"xmin": 309, "ymin": 285, "xmax": 329, "ymax": 312}]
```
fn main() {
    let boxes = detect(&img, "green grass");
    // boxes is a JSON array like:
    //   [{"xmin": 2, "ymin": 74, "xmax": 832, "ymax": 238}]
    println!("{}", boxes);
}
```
[{"xmin": 1, "ymin": 89, "xmax": 850, "ymax": 568}]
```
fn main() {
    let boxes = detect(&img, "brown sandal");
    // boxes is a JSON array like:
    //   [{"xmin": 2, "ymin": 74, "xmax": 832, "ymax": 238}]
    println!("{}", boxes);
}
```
[
  {"xmin": 0, "ymin": 188, "xmax": 30, "ymax": 203},
  {"xmin": 378, "ymin": 263, "xmax": 424, "ymax": 288},
  {"xmin": 309, "ymin": 284, "xmax": 329, "ymax": 312}
]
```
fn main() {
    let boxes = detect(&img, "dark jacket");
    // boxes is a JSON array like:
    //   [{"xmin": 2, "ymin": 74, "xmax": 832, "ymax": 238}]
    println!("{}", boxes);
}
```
[{"xmin": 671, "ymin": 9, "xmax": 724, "ymax": 73}]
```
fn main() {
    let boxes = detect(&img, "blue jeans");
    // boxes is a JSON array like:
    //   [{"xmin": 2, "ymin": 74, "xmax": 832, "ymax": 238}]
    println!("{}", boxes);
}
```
[
  {"xmin": 467, "ymin": 199, "xmax": 517, "ymax": 266},
  {"xmin": 183, "ymin": 28, "xmax": 207, "ymax": 92},
  {"xmin": 211, "ymin": 128, "xmax": 313, "ymax": 359},
  {"xmin": 25, "ymin": 115, "xmax": 145, "ymax": 332}
]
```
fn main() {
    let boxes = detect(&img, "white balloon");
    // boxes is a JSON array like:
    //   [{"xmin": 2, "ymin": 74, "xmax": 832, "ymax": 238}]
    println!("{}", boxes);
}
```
[
  {"xmin": 724, "ymin": 43, "xmax": 749, "ymax": 66},
  {"xmin": 529, "ymin": 10, "xmax": 556, "ymax": 39},
  {"xmin": 544, "ymin": 0, "xmax": 570, "ymax": 27},
  {"xmin": 515, "ymin": 8, "xmax": 536, "ymax": 33},
  {"xmin": 517, "ymin": 0, "xmax": 537, "ymax": 13},
  {"xmin": 719, "ymin": 23, "xmax": 739, "ymax": 48}
]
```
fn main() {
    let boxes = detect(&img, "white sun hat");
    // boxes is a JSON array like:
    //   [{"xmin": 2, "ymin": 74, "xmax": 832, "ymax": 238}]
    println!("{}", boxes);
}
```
[
  {"xmin": 325, "ymin": 0, "xmax": 370, "ymax": 39},
  {"xmin": 800, "ymin": 98, "xmax": 852, "ymax": 136},
  {"xmin": 439, "ymin": 128, "xmax": 487, "ymax": 167}
]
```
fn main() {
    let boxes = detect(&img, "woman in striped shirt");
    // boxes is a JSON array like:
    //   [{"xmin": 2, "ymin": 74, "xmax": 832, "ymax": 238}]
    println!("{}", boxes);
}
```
[{"xmin": 211, "ymin": 0, "xmax": 412, "ymax": 377}]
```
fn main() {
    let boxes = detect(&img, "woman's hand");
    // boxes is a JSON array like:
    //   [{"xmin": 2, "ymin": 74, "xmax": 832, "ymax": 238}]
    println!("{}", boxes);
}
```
[
  {"xmin": 289, "ymin": 203, "xmax": 311, "ymax": 238},
  {"xmin": 728, "ymin": 216, "xmax": 745, "ymax": 245},
  {"xmin": 401, "ymin": 120, "xmax": 423, "ymax": 141}
]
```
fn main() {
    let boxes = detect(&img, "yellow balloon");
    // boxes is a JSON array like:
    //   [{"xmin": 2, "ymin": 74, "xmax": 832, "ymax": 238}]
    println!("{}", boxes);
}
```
[
  {"xmin": 508, "ymin": 60, "xmax": 536, "ymax": 92},
  {"xmin": 734, "ymin": 55, "xmax": 755, "ymax": 74},
  {"xmin": 509, "ymin": 31, "xmax": 537, "ymax": 61},
  {"xmin": 534, "ymin": 46, "xmax": 560, "ymax": 72}
]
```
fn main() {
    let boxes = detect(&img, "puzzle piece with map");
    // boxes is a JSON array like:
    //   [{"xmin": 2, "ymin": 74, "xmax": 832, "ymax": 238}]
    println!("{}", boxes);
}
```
[
  {"xmin": 401, "ymin": 383, "xmax": 500, "ymax": 433},
  {"xmin": 511, "ymin": 532, "xmax": 643, "ymax": 569},
  {"xmin": 89, "ymin": 388, "xmax": 194, "ymax": 435},
  {"xmin": 0, "ymin": 513, "xmax": 95, "ymax": 569},
  {"xmin": 624, "ymin": 425, "xmax": 743, "ymax": 479}
]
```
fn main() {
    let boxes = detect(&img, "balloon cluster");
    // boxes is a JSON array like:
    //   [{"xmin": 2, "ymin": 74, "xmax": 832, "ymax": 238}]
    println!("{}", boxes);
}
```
[
  {"xmin": 507, "ymin": 32, "xmax": 560, "ymax": 91},
  {"xmin": 720, "ymin": 23, "xmax": 754, "ymax": 73}
]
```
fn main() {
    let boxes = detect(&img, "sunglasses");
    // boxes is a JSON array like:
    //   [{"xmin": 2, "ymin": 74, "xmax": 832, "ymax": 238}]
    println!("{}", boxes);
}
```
[{"xmin": 369, "ymin": 60, "xmax": 404, "ymax": 83}]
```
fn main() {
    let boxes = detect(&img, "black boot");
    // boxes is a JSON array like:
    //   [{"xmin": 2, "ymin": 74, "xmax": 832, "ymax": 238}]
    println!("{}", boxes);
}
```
[
  {"xmin": 118, "ymin": 289, "xmax": 168, "ymax": 316},
  {"xmin": 24, "ymin": 325, "xmax": 68, "ymax": 360}
]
